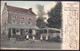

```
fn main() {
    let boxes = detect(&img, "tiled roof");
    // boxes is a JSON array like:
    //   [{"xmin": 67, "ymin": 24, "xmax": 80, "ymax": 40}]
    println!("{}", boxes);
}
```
[{"xmin": 6, "ymin": 5, "xmax": 36, "ymax": 15}]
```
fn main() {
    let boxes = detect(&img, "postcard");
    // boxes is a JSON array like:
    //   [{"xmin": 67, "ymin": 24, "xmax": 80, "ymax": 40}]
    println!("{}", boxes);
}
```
[{"xmin": 0, "ymin": 1, "xmax": 79, "ymax": 50}]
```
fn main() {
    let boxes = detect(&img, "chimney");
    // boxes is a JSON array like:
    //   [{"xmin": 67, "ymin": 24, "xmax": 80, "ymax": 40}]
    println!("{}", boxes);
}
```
[
  {"xmin": 5, "ymin": 2, "xmax": 7, "ymax": 5},
  {"xmin": 29, "ymin": 8, "xmax": 32, "ymax": 11}
]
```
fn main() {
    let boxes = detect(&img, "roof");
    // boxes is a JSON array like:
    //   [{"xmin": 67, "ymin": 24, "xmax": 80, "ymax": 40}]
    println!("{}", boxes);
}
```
[
  {"xmin": 7, "ymin": 23, "xmax": 39, "ymax": 29},
  {"xmin": 41, "ymin": 28, "xmax": 61, "ymax": 31},
  {"xmin": 6, "ymin": 5, "xmax": 36, "ymax": 15}
]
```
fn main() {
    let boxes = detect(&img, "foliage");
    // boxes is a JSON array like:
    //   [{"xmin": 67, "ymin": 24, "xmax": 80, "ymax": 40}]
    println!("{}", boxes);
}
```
[
  {"xmin": 36, "ymin": 4, "xmax": 45, "ymax": 18},
  {"xmin": 47, "ymin": 2, "xmax": 62, "ymax": 29},
  {"xmin": 36, "ymin": 4, "xmax": 46, "ymax": 28},
  {"xmin": 36, "ymin": 17, "xmax": 46, "ymax": 28}
]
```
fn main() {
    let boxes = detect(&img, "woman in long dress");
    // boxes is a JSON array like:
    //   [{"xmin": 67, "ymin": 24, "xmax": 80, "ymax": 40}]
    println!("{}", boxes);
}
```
[
  {"xmin": 26, "ymin": 34, "xmax": 29, "ymax": 40},
  {"xmin": 40, "ymin": 34, "xmax": 43, "ymax": 42}
]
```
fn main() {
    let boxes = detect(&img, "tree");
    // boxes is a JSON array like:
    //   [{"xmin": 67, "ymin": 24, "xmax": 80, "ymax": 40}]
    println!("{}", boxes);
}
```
[
  {"xmin": 47, "ymin": 1, "xmax": 62, "ymax": 29},
  {"xmin": 36, "ymin": 4, "xmax": 46, "ymax": 28}
]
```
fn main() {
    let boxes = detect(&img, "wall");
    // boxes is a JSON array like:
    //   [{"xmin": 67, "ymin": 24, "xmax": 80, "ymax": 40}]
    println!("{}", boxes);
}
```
[
  {"xmin": 2, "ymin": 4, "xmax": 8, "ymax": 35},
  {"xmin": 8, "ymin": 11, "xmax": 36, "ymax": 25}
]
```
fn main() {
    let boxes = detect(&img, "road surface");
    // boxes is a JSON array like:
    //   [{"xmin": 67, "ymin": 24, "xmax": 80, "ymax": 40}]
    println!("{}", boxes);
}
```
[{"xmin": 1, "ymin": 39, "xmax": 62, "ymax": 50}]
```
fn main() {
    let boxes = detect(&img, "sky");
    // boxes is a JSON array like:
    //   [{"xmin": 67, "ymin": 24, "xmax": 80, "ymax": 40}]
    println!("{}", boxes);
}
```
[{"xmin": 1, "ymin": 1, "xmax": 57, "ymax": 22}]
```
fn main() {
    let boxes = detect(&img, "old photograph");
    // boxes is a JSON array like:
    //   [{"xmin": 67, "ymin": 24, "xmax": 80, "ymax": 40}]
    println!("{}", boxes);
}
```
[{"xmin": 1, "ymin": 1, "xmax": 79, "ymax": 50}]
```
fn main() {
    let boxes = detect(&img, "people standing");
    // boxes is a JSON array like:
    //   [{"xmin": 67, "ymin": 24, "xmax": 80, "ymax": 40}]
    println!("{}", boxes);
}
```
[
  {"xmin": 32, "ymin": 30, "xmax": 36, "ymax": 41},
  {"xmin": 40, "ymin": 34, "xmax": 43, "ymax": 42},
  {"xmin": 26, "ymin": 34, "xmax": 29, "ymax": 40},
  {"xmin": 45, "ymin": 35, "xmax": 48, "ymax": 41},
  {"xmin": 29, "ymin": 29, "xmax": 32, "ymax": 39}
]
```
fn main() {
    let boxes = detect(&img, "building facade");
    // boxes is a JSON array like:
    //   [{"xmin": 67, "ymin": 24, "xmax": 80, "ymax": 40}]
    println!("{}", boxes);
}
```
[{"xmin": 2, "ymin": 3, "xmax": 39, "ymax": 39}]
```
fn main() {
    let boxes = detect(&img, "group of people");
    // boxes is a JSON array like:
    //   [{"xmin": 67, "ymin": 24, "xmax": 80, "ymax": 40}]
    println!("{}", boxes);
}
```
[
  {"xmin": 7, "ymin": 28, "xmax": 49, "ymax": 42},
  {"xmin": 25, "ymin": 29, "xmax": 36, "ymax": 41},
  {"xmin": 40, "ymin": 34, "xmax": 49, "ymax": 41}
]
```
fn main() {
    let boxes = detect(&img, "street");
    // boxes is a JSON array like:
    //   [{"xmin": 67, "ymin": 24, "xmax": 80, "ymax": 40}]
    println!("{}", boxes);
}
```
[{"xmin": 1, "ymin": 39, "xmax": 62, "ymax": 50}]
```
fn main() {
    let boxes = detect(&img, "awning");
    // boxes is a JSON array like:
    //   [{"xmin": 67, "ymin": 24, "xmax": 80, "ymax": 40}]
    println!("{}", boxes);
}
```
[{"xmin": 7, "ymin": 23, "xmax": 39, "ymax": 29}]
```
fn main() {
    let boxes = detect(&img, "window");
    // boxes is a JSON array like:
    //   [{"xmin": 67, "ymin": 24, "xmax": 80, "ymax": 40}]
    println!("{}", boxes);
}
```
[
  {"xmin": 21, "ymin": 16, "xmax": 24, "ymax": 20},
  {"xmin": 12, "ymin": 19, "xmax": 16, "ymax": 23},
  {"xmin": 13, "ymin": 15, "xmax": 16, "ymax": 18},
  {"xmin": 28, "ymin": 18, "xmax": 32, "ymax": 25},
  {"xmin": 12, "ymin": 15, "xmax": 17, "ymax": 23},
  {"xmin": 15, "ymin": 12, "xmax": 17, "ymax": 14},
  {"xmin": 20, "ymin": 16, "xmax": 24, "ymax": 24}
]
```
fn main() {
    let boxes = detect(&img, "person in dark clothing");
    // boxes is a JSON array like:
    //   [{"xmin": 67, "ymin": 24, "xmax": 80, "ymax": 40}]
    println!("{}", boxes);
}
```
[
  {"xmin": 8, "ymin": 29, "xmax": 11, "ymax": 40},
  {"xmin": 8, "ymin": 33, "xmax": 11, "ymax": 40},
  {"xmin": 29, "ymin": 29, "xmax": 32, "ymax": 34},
  {"xmin": 29, "ymin": 28, "xmax": 32, "ymax": 39}
]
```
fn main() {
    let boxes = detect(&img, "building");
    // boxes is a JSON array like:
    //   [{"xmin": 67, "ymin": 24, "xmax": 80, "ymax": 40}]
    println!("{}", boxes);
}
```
[{"xmin": 2, "ymin": 3, "xmax": 39, "ymax": 40}]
